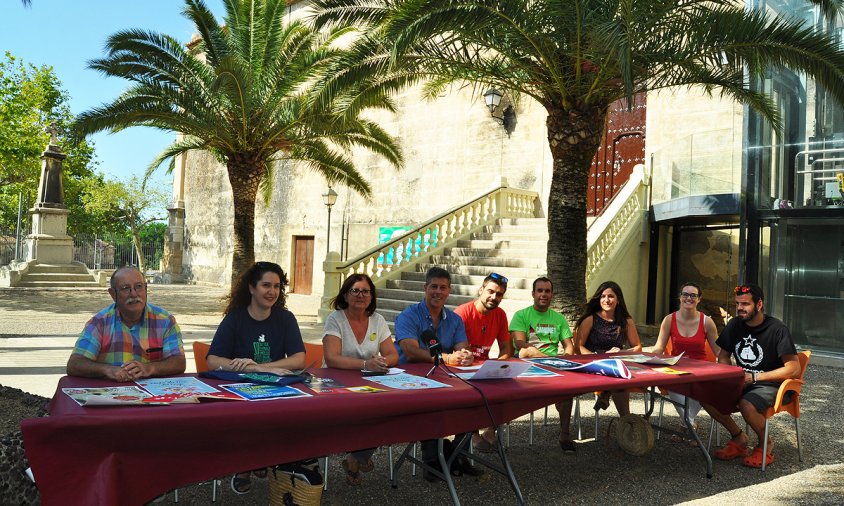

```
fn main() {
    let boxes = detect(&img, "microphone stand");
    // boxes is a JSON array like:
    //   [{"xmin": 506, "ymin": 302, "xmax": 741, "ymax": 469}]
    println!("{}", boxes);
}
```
[{"xmin": 426, "ymin": 351, "xmax": 442, "ymax": 378}]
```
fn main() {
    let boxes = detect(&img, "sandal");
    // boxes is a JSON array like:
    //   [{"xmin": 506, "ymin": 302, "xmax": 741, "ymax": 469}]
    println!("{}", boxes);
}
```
[
  {"xmin": 358, "ymin": 458, "xmax": 375, "ymax": 473},
  {"xmin": 714, "ymin": 439, "xmax": 750, "ymax": 460},
  {"xmin": 230, "ymin": 472, "xmax": 251, "ymax": 495},
  {"xmin": 743, "ymin": 446, "xmax": 775, "ymax": 468},
  {"xmin": 473, "ymin": 438, "xmax": 498, "ymax": 454},
  {"xmin": 341, "ymin": 458, "xmax": 362, "ymax": 486},
  {"xmin": 252, "ymin": 467, "xmax": 268, "ymax": 479}
]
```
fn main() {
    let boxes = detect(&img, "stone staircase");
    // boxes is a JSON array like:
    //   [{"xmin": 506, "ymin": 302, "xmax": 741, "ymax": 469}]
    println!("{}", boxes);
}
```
[
  {"xmin": 322, "ymin": 170, "xmax": 648, "ymax": 327},
  {"xmin": 377, "ymin": 218, "xmax": 549, "ymax": 324},
  {"xmin": 10, "ymin": 262, "xmax": 101, "ymax": 288}
]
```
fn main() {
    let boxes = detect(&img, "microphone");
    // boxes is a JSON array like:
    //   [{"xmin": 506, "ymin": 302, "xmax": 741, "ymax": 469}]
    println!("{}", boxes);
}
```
[{"xmin": 421, "ymin": 329, "xmax": 442, "ymax": 367}]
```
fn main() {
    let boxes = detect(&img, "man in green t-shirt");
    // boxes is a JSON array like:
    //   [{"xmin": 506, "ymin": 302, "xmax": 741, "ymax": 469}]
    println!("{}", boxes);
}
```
[{"xmin": 509, "ymin": 277, "xmax": 577, "ymax": 453}]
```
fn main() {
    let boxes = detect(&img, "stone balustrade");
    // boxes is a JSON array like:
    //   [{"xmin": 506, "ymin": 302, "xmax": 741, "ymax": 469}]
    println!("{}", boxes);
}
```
[{"xmin": 319, "ymin": 179, "xmax": 540, "ymax": 319}]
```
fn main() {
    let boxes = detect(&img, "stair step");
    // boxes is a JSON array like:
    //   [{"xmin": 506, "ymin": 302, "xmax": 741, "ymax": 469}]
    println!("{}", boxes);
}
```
[
  {"xmin": 427, "ymin": 255, "xmax": 546, "ymax": 269},
  {"xmin": 446, "ymin": 247, "xmax": 544, "ymax": 258},
  {"xmin": 28, "ymin": 263, "xmax": 91, "ymax": 274},
  {"xmin": 21, "ymin": 274, "xmax": 99, "ymax": 282},
  {"xmin": 409, "ymin": 264, "xmax": 547, "ymax": 279},
  {"xmin": 387, "ymin": 279, "xmax": 533, "ymax": 299},
  {"xmin": 391, "ymin": 273, "xmax": 536, "ymax": 290},
  {"xmin": 17, "ymin": 281, "xmax": 102, "ymax": 288}
]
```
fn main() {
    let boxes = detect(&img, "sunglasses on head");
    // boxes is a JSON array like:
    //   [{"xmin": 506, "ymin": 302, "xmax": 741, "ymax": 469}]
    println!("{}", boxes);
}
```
[
  {"xmin": 488, "ymin": 272, "xmax": 508, "ymax": 285},
  {"xmin": 735, "ymin": 285, "xmax": 752, "ymax": 295}
]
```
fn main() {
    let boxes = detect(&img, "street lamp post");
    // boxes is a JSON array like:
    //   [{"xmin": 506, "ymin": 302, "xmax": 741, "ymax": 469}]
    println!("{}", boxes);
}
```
[{"xmin": 322, "ymin": 187, "xmax": 338, "ymax": 254}]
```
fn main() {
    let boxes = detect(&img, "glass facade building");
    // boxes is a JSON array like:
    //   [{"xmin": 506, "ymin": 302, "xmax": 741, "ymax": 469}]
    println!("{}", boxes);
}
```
[{"xmin": 649, "ymin": 1, "xmax": 843, "ymax": 355}]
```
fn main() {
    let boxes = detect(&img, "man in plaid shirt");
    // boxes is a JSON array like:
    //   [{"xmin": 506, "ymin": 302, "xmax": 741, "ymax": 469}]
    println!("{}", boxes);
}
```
[{"xmin": 67, "ymin": 266, "xmax": 185, "ymax": 381}]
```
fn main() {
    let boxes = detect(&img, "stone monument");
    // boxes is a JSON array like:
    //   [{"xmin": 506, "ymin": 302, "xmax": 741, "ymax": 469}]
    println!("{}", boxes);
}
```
[
  {"xmin": 0, "ymin": 124, "xmax": 100, "ymax": 287},
  {"xmin": 26, "ymin": 123, "xmax": 73, "ymax": 264}
]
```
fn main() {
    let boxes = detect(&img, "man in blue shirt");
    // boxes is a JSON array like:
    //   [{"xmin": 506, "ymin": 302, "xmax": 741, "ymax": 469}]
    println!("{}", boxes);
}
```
[
  {"xmin": 393, "ymin": 266, "xmax": 480, "ymax": 481},
  {"xmin": 394, "ymin": 267, "xmax": 473, "ymax": 366}
]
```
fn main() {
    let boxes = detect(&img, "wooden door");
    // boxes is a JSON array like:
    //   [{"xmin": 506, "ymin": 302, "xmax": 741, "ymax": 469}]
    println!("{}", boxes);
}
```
[
  {"xmin": 292, "ymin": 236, "xmax": 314, "ymax": 295},
  {"xmin": 587, "ymin": 94, "xmax": 646, "ymax": 216}
]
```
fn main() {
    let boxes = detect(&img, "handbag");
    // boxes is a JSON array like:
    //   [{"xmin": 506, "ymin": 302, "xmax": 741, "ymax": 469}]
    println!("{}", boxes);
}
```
[{"xmin": 269, "ymin": 461, "xmax": 323, "ymax": 506}]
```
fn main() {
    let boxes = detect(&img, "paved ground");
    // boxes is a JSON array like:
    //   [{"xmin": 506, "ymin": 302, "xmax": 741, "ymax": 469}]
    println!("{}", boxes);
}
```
[{"xmin": 1, "ymin": 285, "xmax": 843, "ymax": 505}]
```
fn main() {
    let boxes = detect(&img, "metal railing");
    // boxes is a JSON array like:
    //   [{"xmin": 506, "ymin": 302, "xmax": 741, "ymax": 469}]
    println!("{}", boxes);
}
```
[{"xmin": 73, "ymin": 233, "xmax": 163, "ymax": 271}]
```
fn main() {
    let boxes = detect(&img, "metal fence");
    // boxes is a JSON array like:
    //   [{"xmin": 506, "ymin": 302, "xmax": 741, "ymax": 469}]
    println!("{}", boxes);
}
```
[
  {"xmin": 0, "ymin": 226, "xmax": 164, "ymax": 272},
  {"xmin": 73, "ymin": 233, "xmax": 164, "ymax": 271}
]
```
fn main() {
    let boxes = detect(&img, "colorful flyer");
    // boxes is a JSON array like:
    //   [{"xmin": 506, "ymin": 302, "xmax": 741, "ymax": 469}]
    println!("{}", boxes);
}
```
[
  {"xmin": 529, "ymin": 357, "xmax": 632, "ymax": 379},
  {"xmin": 63, "ymin": 386, "xmax": 151, "ymax": 406},
  {"xmin": 347, "ymin": 386, "xmax": 389, "ymax": 394},
  {"xmin": 220, "ymin": 383, "xmax": 311, "ymax": 401},
  {"xmin": 303, "ymin": 375, "xmax": 346, "ymax": 393},
  {"xmin": 364, "ymin": 373, "xmax": 452, "ymax": 390},
  {"xmin": 135, "ymin": 376, "xmax": 221, "ymax": 397}
]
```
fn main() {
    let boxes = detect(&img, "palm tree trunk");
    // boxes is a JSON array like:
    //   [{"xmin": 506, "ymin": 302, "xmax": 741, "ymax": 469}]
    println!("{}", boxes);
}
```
[
  {"xmin": 226, "ymin": 161, "xmax": 263, "ymax": 286},
  {"xmin": 545, "ymin": 104, "xmax": 608, "ymax": 321}
]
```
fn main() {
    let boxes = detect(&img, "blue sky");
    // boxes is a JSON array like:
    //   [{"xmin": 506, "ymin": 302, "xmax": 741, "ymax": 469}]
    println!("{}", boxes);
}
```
[{"xmin": 2, "ymin": 0, "xmax": 224, "ymax": 184}]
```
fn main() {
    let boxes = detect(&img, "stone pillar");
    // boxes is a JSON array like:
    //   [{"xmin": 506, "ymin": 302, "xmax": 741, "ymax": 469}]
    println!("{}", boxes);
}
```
[
  {"xmin": 26, "ymin": 125, "xmax": 73, "ymax": 264},
  {"xmin": 161, "ymin": 204, "xmax": 185, "ymax": 283},
  {"xmin": 318, "ymin": 251, "xmax": 342, "ymax": 323},
  {"xmin": 161, "ymin": 146, "xmax": 187, "ymax": 282}
]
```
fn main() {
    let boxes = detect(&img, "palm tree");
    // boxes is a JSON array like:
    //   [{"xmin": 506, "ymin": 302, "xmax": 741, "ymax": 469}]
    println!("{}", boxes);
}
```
[
  {"xmin": 313, "ymin": 0, "xmax": 844, "ymax": 318},
  {"xmin": 74, "ymin": 0, "xmax": 403, "ymax": 284}
]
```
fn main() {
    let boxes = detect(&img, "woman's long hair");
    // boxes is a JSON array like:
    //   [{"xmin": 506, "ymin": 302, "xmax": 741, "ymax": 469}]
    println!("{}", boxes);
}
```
[
  {"xmin": 330, "ymin": 273, "xmax": 377, "ymax": 316},
  {"xmin": 575, "ymin": 280, "xmax": 631, "ymax": 331},
  {"xmin": 224, "ymin": 261, "xmax": 288, "ymax": 315}
]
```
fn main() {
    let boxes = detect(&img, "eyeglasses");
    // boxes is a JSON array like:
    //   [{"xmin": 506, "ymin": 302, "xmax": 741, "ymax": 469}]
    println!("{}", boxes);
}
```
[
  {"xmin": 117, "ymin": 283, "xmax": 146, "ymax": 295},
  {"xmin": 679, "ymin": 292, "xmax": 699, "ymax": 300},
  {"xmin": 735, "ymin": 285, "xmax": 752, "ymax": 295},
  {"xmin": 349, "ymin": 288, "xmax": 372, "ymax": 297},
  {"xmin": 488, "ymin": 272, "xmax": 508, "ymax": 285}
]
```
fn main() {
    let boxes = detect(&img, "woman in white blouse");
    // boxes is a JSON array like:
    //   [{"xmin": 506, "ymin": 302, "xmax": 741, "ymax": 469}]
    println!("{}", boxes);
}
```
[{"xmin": 323, "ymin": 273, "xmax": 398, "ymax": 485}]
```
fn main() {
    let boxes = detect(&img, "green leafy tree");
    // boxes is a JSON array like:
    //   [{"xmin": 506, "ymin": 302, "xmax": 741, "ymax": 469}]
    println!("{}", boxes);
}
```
[
  {"xmin": 313, "ymin": 0, "xmax": 844, "ymax": 318},
  {"xmin": 73, "ymin": 0, "xmax": 403, "ymax": 285},
  {"xmin": 83, "ymin": 176, "xmax": 168, "ymax": 273},
  {"xmin": 0, "ymin": 52, "xmax": 115, "ymax": 237}
]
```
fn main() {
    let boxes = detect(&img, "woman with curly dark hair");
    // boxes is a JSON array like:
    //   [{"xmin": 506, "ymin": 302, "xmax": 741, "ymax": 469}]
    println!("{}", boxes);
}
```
[
  {"xmin": 207, "ymin": 261, "xmax": 306, "ymax": 494},
  {"xmin": 575, "ymin": 281, "xmax": 642, "ymax": 415}
]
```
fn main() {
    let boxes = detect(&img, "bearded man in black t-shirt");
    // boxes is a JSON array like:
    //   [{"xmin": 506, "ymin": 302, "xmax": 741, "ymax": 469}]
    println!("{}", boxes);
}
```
[{"xmin": 702, "ymin": 284, "xmax": 800, "ymax": 469}]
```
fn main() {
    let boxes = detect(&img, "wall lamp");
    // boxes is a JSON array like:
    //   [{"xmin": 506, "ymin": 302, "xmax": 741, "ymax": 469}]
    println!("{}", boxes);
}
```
[{"xmin": 483, "ymin": 88, "xmax": 517, "ymax": 137}]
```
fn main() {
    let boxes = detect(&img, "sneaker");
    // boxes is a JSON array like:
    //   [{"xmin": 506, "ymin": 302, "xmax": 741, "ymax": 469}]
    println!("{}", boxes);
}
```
[
  {"xmin": 455, "ymin": 456, "xmax": 484, "ymax": 477},
  {"xmin": 422, "ymin": 461, "xmax": 443, "ymax": 483},
  {"xmin": 559, "ymin": 440, "xmax": 576, "ymax": 454}
]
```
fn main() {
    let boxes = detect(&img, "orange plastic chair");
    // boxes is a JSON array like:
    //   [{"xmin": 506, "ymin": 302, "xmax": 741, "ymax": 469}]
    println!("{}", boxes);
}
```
[
  {"xmin": 302, "ymin": 342, "xmax": 330, "ymax": 489},
  {"xmin": 192, "ymin": 341, "xmax": 211, "ymax": 373},
  {"xmin": 303, "ymin": 342, "xmax": 325, "ymax": 368},
  {"xmin": 188, "ymin": 340, "xmax": 220, "ymax": 500},
  {"xmin": 759, "ymin": 350, "xmax": 811, "ymax": 471}
]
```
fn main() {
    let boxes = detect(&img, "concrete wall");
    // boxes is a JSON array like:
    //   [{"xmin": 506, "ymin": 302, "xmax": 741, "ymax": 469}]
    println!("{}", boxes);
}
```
[{"xmin": 181, "ymin": 85, "xmax": 554, "ymax": 288}]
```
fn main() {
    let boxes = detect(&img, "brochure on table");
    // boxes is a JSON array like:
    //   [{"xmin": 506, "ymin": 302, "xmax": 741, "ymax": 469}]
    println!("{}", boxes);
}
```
[
  {"xmin": 134, "ymin": 376, "xmax": 246, "ymax": 402},
  {"xmin": 617, "ymin": 352, "xmax": 685, "ymax": 366},
  {"xmin": 221, "ymin": 383, "xmax": 311, "ymax": 401},
  {"xmin": 365, "ymin": 373, "xmax": 452, "ymax": 390},
  {"xmin": 461, "ymin": 360, "xmax": 533, "ymax": 380},
  {"xmin": 530, "ymin": 357, "xmax": 632, "ymax": 379},
  {"xmin": 63, "ymin": 386, "xmax": 153, "ymax": 406}
]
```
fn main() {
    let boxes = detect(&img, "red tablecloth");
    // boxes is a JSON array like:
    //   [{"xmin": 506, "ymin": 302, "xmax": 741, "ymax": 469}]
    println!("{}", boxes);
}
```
[{"xmin": 21, "ymin": 357, "xmax": 743, "ymax": 505}]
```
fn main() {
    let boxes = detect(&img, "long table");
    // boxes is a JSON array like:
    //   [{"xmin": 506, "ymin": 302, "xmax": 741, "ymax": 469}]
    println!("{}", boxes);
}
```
[{"xmin": 21, "ymin": 356, "xmax": 744, "ymax": 505}]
